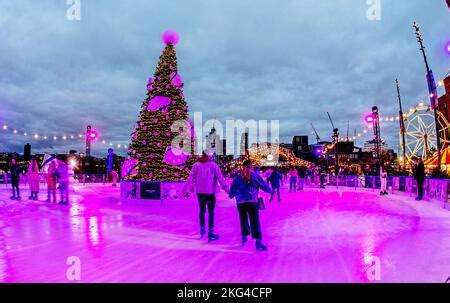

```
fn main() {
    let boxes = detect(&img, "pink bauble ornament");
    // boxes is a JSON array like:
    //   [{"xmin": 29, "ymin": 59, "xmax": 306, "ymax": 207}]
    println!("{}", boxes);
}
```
[
  {"xmin": 148, "ymin": 96, "xmax": 171, "ymax": 111},
  {"xmin": 153, "ymin": 131, "xmax": 158, "ymax": 136},
  {"xmin": 157, "ymin": 142, "xmax": 162, "ymax": 147},
  {"xmin": 150, "ymin": 154, "xmax": 154, "ymax": 159},
  {"xmin": 162, "ymin": 30, "xmax": 179, "ymax": 45},
  {"xmin": 170, "ymin": 72, "xmax": 183, "ymax": 87},
  {"xmin": 163, "ymin": 147, "xmax": 188, "ymax": 166},
  {"xmin": 143, "ymin": 162, "xmax": 147, "ymax": 166},
  {"xmin": 166, "ymin": 115, "xmax": 170, "ymax": 120},
  {"xmin": 143, "ymin": 126, "xmax": 147, "ymax": 130},
  {"xmin": 142, "ymin": 140, "xmax": 147, "ymax": 145},
  {"xmin": 163, "ymin": 168, "xmax": 168, "ymax": 173},
  {"xmin": 166, "ymin": 132, "xmax": 171, "ymax": 137}
]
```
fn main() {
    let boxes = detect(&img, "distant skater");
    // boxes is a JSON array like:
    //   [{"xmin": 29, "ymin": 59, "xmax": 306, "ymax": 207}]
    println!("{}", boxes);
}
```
[
  {"xmin": 288, "ymin": 166, "xmax": 298, "ymax": 193},
  {"xmin": 27, "ymin": 157, "xmax": 40, "ymax": 201},
  {"xmin": 56, "ymin": 158, "xmax": 70, "ymax": 205},
  {"xmin": 297, "ymin": 166, "xmax": 306, "ymax": 191},
  {"xmin": 9, "ymin": 157, "xmax": 22, "ymax": 201},
  {"xmin": 184, "ymin": 152, "xmax": 228, "ymax": 242},
  {"xmin": 380, "ymin": 164, "xmax": 388, "ymax": 196},
  {"xmin": 413, "ymin": 157, "xmax": 425, "ymax": 201},
  {"xmin": 319, "ymin": 168, "xmax": 326, "ymax": 189},
  {"xmin": 229, "ymin": 160, "xmax": 273, "ymax": 251},
  {"xmin": 268, "ymin": 168, "xmax": 282, "ymax": 202},
  {"xmin": 46, "ymin": 161, "xmax": 57, "ymax": 203}
]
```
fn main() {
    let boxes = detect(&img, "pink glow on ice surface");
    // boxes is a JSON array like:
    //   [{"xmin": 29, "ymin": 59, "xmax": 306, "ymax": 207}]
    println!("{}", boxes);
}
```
[{"xmin": 0, "ymin": 184, "xmax": 449, "ymax": 283}]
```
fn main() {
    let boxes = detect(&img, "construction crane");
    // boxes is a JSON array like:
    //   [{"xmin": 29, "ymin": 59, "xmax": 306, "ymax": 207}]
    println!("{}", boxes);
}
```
[
  {"xmin": 311, "ymin": 123, "xmax": 321, "ymax": 144},
  {"xmin": 326, "ymin": 112, "xmax": 339, "ymax": 140},
  {"xmin": 327, "ymin": 112, "xmax": 340, "ymax": 174},
  {"xmin": 346, "ymin": 121, "xmax": 350, "ymax": 142}
]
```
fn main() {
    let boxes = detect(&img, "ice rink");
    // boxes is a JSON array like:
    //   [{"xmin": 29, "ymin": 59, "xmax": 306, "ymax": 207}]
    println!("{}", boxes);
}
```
[{"xmin": 0, "ymin": 183, "xmax": 449, "ymax": 283}]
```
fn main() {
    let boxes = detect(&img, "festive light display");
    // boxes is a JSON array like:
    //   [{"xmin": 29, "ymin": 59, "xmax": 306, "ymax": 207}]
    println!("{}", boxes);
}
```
[
  {"xmin": 1, "ymin": 123, "xmax": 128, "ymax": 149},
  {"xmin": 126, "ymin": 31, "xmax": 195, "ymax": 181},
  {"xmin": 224, "ymin": 144, "xmax": 314, "ymax": 172}
]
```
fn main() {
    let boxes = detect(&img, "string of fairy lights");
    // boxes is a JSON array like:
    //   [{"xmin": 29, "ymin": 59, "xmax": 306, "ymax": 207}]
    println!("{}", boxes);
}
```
[
  {"xmin": 333, "ymin": 78, "xmax": 447, "ymax": 143},
  {"xmin": 1, "ymin": 123, "xmax": 129, "ymax": 150},
  {"xmin": 1, "ymin": 77, "xmax": 447, "ymax": 152}
]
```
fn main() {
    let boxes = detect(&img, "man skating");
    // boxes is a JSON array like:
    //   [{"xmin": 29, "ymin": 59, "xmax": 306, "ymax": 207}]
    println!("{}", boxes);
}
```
[
  {"xmin": 184, "ymin": 152, "xmax": 229, "ymax": 242},
  {"xmin": 413, "ymin": 157, "xmax": 425, "ymax": 201},
  {"xmin": 9, "ymin": 158, "xmax": 22, "ymax": 201}
]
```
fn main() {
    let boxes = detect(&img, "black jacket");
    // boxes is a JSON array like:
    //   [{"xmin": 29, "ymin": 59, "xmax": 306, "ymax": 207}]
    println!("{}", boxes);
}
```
[
  {"xmin": 10, "ymin": 164, "xmax": 22, "ymax": 181},
  {"xmin": 414, "ymin": 163, "xmax": 425, "ymax": 180}
]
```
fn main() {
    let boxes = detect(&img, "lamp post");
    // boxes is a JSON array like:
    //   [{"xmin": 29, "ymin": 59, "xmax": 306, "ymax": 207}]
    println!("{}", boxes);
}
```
[
  {"xmin": 365, "ymin": 106, "xmax": 381, "ymax": 167},
  {"xmin": 85, "ymin": 126, "xmax": 98, "ymax": 157},
  {"xmin": 86, "ymin": 125, "xmax": 92, "ymax": 157},
  {"xmin": 413, "ymin": 21, "xmax": 441, "ymax": 171}
]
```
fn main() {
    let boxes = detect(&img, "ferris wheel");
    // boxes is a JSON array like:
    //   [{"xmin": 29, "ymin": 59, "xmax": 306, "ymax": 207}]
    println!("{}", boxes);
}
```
[{"xmin": 402, "ymin": 105, "xmax": 450, "ymax": 161}]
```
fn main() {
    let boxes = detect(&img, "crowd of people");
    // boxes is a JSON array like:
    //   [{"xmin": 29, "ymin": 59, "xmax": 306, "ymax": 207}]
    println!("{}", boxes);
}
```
[{"xmin": 8, "ymin": 156, "xmax": 70, "ymax": 205}]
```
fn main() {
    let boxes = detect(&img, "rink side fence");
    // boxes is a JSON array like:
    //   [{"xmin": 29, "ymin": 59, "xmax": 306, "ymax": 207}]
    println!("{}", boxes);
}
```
[{"xmin": 0, "ymin": 173, "xmax": 449, "ymax": 209}]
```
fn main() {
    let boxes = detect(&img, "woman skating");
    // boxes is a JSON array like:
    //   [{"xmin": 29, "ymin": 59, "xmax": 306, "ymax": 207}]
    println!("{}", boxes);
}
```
[
  {"xmin": 229, "ymin": 160, "xmax": 273, "ymax": 251},
  {"xmin": 27, "ymin": 157, "xmax": 40, "ymax": 201}
]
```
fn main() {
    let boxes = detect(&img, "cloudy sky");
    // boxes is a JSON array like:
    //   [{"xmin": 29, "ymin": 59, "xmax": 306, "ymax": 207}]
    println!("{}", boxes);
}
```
[{"xmin": 0, "ymin": 0, "xmax": 449, "ymax": 156}]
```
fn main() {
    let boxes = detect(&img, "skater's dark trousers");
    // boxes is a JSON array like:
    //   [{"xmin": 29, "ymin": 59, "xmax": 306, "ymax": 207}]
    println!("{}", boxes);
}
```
[
  {"xmin": 237, "ymin": 202, "xmax": 262, "ymax": 240},
  {"xmin": 197, "ymin": 194, "xmax": 216, "ymax": 231}
]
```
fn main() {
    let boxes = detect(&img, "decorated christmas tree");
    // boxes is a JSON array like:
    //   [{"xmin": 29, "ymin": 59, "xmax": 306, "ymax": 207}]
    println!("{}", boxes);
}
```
[{"xmin": 127, "ymin": 30, "xmax": 195, "ymax": 182}]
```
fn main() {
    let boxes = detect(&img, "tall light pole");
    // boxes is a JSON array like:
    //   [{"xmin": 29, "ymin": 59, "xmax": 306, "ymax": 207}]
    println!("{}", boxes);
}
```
[
  {"xmin": 85, "ymin": 126, "xmax": 98, "ymax": 157},
  {"xmin": 396, "ymin": 79, "xmax": 407, "ymax": 172},
  {"xmin": 365, "ymin": 107, "xmax": 381, "ymax": 168},
  {"xmin": 413, "ymin": 21, "xmax": 441, "ymax": 171},
  {"xmin": 372, "ymin": 106, "xmax": 381, "ymax": 167},
  {"xmin": 86, "ymin": 125, "xmax": 92, "ymax": 157}
]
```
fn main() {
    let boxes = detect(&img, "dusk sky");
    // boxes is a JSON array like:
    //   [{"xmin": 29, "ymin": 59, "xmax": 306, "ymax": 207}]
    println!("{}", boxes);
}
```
[{"xmin": 0, "ymin": 0, "xmax": 449, "ymax": 156}]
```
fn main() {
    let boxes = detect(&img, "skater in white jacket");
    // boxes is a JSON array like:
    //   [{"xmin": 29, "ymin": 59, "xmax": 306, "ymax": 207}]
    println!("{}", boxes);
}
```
[
  {"xmin": 380, "ymin": 164, "xmax": 388, "ymax": 196},
  {"xmin": 184, "ymin": 152, "xmax": 229, "ymax": 242}
]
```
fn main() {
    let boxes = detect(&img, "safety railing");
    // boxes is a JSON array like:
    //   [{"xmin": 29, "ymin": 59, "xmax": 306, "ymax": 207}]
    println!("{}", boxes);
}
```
[
  {"xmin": 2, "ymin": 173, "xmax": 449, "ymax": 209},
  {"xmin": 0, "ymin": 173, "xmax": 116, "ymax": 186},
  {"xmin": 312, "ymin": 175, "xmax": 449, "ymax": 209}
]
